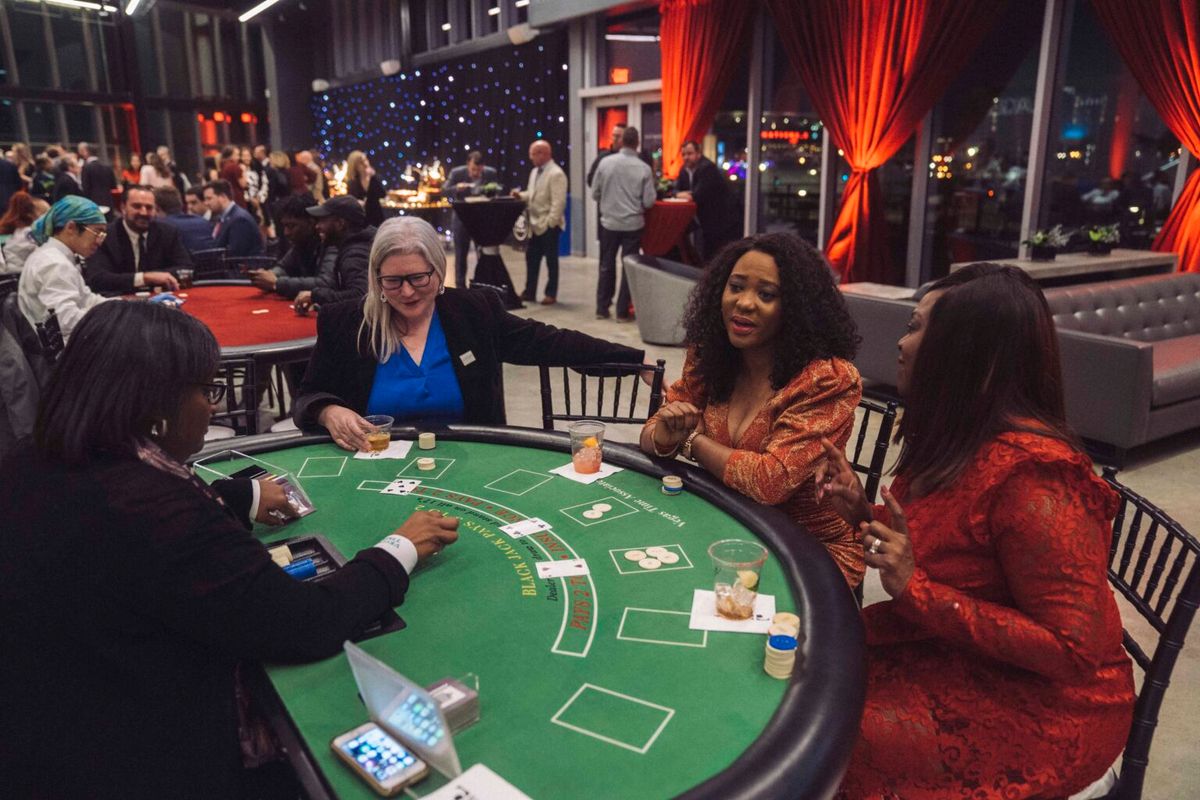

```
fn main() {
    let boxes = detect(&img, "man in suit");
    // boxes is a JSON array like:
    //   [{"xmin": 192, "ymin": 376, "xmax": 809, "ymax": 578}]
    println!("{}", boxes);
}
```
[
  {"xmin": 675, "ymin": 140, "xmax": 741, "ymax": 261},
  {"xmin": 153, "ymin": 186, "xmax": 215, "ymax": 255},
  {"xmin": 85, "ymin": 185, "xmax": 186, "ymax": 294},
  {"xmin": 591, "ymin": 126, "xmax": 654, "ymax": 320},
  {"xmin": 52, "ymin": 154, "xmax": 86, "ymax": 203},
  {"xmin": 79, "ymin": 143, "xmax": 118, "ymax": 215},
  {"xmin": 204, "ymin": 179, "xmax": 264, "ymax": 258},
  {"xmin": 513, "ymin": 140, "xmax": 567, "ymax": 305},
  {"xmin": 445, "ymin": 151, "xmax": 498, "ymax": 288}
]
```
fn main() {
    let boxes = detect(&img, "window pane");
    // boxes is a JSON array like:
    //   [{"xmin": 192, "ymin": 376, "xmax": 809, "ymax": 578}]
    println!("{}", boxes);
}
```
[
  {"xmin": 133, "ymin": 18, "xmax": 160, "ymax": 95},
  {"xmin": 64, "ymin": 104, "xmax": 97, "ymax": 144},
  {"xmin": 168, "ymin": 110, "xmax": 200, "ymax": 183},
  {"xmin": 10, "ymin": 6, "xmax": 52, "ymax": 89},
  {"xmin": 25, "ymin": 102, "xmax": 58, "ymax": 145},
  {"xmin": 604, "ymin": 9, "xmax": 660, "ymax": 84},
  {"xmin": 834, "ymin": 138, "xmax": 915, "ymax": 274},
  {"xmin": 1039, "ymin": 1, "xmax": 1181, "ymax": 250},
  {"xmin": 757, "ymin": 32, "xmax": 823, "ymax": 243},
  {"xmin": 922, "ymin": 0, "xmax": 1044, "ymax": 277},
  {"xmin": 0, "ymin": 99, "xmax": 20, "ymax": 142},
  {"xmin": 51, "ymin": 10, "xmax": 89, "ymax": 91},
  {"xmin": 193, "ymin": 15, "xmax": 217, "ymax": 97},
  {"xmin": 159, "ymin": 8, "xmax": 191, "ymax": 97}
]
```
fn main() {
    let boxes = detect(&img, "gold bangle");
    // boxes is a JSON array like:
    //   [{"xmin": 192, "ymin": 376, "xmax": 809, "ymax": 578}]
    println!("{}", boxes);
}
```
[
  {"xmin": 649, "ymin": 421, "xmax": 680, "ymax": 458},
  {"xmin": 681, "ymin": 429, "xmax": 702, "ymax": 462}
]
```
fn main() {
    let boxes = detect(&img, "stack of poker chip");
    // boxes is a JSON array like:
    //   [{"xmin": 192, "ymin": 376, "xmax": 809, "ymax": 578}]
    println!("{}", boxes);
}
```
[
  {"xmin": 764, "ymin": 612, "xmax": 801, "ymax": 680},
  {"xmin": 661, "ymin": 475, "xmax": 684, "ymax": 496}
]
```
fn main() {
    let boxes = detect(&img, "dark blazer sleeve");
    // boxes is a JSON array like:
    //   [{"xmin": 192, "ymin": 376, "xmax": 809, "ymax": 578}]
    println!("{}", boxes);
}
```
[
  {"xmin": 211, "ymin": 478, "xmax": 254, "ymax": 529},
  {"xmin": 155, "ymin": 223, "xmax": 194, "ymax": 269},
  {"xmin": 85, "ymin": 226, "xmax": 137, "ymax": 294},
  {"xmin": 293, "ymin": 300, "xmax": 376, "ymax": 430},
  {"xmin": 107, "ymin": 466, "xmax": 410, "ymax": 662},
  {"xmin": 225, "ymin": 214, "xmax": 264, "ymax": 258}
]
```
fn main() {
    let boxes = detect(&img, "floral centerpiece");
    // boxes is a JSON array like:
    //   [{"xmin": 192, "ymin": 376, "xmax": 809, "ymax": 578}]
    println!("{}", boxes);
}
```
[
  {"xmin": 479, "ymin": 182, "xmax": 503, "ymax": 198},
  {"xmin": 1086, "ymin": 223, "xmax": 1119, "ymax": 256},
  {"xmin": 1022, "ymin": 225, "xmax": 1070, "ymax": 261}
]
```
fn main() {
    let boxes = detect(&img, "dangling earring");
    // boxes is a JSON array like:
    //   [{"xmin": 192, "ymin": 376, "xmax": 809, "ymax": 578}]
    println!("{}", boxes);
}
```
[
  {"xmin": 152, "ymin": 418, "xmax": 169, "ymax": 437},
  {"xmin": 380, "ymin": 293, "xmax": 387, "ymax": 302}
]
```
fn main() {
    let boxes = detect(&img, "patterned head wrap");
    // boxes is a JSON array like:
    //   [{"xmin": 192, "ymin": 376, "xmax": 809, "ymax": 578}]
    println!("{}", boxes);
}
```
[{"xmin": 30, "ymin": 196, "xmax": 106, "ymax": 245}]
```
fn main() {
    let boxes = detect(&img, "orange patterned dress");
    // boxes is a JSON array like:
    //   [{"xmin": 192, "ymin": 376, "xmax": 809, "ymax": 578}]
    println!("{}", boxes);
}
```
[
  {"xmin": 838, "ymin": 432, "xmax": 1135, "ymax": 800},
  {"xmin": 660, "ymin": 353, "xmax": 864, "ymax": 587}
]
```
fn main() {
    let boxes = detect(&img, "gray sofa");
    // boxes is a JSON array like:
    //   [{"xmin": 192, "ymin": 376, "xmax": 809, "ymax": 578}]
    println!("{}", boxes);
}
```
[
  {"xmin": 841, "ymin": 273, "xmax": 1200, "ymax": 459},
  {"xmin": 624, "ymin": 254, "xmax": 703, "ymax": 346}
]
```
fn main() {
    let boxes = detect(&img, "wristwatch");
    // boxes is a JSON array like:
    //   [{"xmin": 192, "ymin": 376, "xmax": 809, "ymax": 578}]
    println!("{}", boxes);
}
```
[{"xmin": 681, "ymin": 429, "xmax": 702, "ymax": 462}]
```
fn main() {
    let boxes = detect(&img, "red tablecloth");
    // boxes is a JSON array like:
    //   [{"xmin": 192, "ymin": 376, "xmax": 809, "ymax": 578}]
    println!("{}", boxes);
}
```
[
  {"xmin": 640, "ymin": 200, "xmax": 696, "ymax": 256},
  {"xmin": 180, "ymin": 285, "xmax": 316, "ymax": 348}
]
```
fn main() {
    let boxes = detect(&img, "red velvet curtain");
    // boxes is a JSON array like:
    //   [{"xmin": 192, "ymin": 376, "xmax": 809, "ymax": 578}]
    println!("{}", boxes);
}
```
[
  {"xmin": 1094, "ymin": 0, "xmax": 1200, "ymax": 273},
  {"xmin": 766, "ymin": 0, "xmax": 998, "ymax": 283},
  {"xmin": 659, "ymin": 0, "xmax": 754, "ymax": 179}
]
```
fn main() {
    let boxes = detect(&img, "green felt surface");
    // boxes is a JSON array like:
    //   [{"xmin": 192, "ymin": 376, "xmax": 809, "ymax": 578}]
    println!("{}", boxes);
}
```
[{"xmin": 203, "ymin": 439, "xmax": 797, "ymax": 799}]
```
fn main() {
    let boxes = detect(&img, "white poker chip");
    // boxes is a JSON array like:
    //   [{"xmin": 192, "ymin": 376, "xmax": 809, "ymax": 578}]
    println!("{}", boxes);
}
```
[
  {"xmin": 624, "ymin": 549, "xmax": 647, "ymax": 561},
  {"xmin": 638, "ymin": 558, "xmax": 662, "ymax": 570},
  {"xmin": 591, "ymin": 503, "xmax": 612, "ymax": 512},
  {"xmin": 582, "ymin": 509, "xmax": 604, "ymax": 520},
  {"xmin": 657, "ymin": 551, "xmax": 680, "ymax": 564},
  {"xmin": 645, "ymin": 546, "xmax": 670, "ymax": 558}
]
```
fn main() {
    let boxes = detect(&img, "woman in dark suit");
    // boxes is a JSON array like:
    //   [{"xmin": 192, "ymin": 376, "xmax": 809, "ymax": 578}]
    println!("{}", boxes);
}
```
[
  {"xmin": 0, "ymin": 302, "xmax": 459, "ymax": 798},
  {"xmin": 294, "ymin": 216, "xmax": 645, "ymax": 451}
]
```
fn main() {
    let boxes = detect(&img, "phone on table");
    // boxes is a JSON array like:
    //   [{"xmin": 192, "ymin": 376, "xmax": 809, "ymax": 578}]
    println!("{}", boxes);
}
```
[{"xmin": 331, "ymin": 722, "xmax": 429, "ymax": 796}]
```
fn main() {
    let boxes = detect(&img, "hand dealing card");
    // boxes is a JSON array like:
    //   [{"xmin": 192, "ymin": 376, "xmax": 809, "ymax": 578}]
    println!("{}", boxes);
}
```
[
  {"xmin": 499, "ymin": 517, "xmax": 552, "ymax": 538},
  {"xmin": 535, "ymin": 558, "xmax": 589, "ymax": 579},
  {"xmin": 380, "ymin": 479, "xmax": 421, "ymax": 496}
]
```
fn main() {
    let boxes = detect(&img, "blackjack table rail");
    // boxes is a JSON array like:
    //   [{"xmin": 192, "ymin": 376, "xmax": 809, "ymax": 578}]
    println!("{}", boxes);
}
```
[{"xmin": 193, "ymin": 426, "xmax": 865, "ymax": 799}]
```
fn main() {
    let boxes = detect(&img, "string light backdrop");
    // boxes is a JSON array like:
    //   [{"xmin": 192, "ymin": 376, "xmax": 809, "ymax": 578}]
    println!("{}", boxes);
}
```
[{"xmin": 310, "ymin": 34, "xmax": 570, "ymax": 195}]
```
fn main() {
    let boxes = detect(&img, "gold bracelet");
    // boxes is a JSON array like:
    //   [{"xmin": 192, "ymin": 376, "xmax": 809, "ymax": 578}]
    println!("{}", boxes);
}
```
[{"xmin": 681, "ymin": 429, "xmax": 702, "ymax": 462}]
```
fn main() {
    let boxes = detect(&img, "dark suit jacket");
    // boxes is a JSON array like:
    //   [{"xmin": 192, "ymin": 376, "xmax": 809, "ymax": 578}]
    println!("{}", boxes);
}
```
[
  {"xmin": 85, "ymin": 219, "xmax": 194, "ymax": 294},
  {"xmin": 446, "ymin": 165, "xmax": 499, "ymax": 238},
  {"xmin": 81, "ymin": 159, "xmax": 119, "ymax": 209},
  {"xmin": 212, "ymin": 202, "xmax": 264, "ymax": 258},
  {"xmin": 674, "ymin": 156, "xmax": 740, "ymax": 258},
  {"xmin": 52, "ymin": 172, "xmax": 85, "ymax": 203},
  {"xmin": 294, "ymin": 288, "xmax": 645, "ymax": 428},
  {"xmin": 0, "ymin": 449, "xmax": 409, "ymax": 798},
  {"xmin": 161, "ymin": 212, "xmax": 217, "ymax": 254}
]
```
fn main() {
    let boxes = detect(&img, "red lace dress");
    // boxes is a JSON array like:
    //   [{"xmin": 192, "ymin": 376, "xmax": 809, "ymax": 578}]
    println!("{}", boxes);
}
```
[
  {"xmin": 838, "ymin": 432, "xmax": 1135, "ymax": 800},
  {"xmin": 660, "ymin": 353, "xmax": 864, "ymax": 587}
]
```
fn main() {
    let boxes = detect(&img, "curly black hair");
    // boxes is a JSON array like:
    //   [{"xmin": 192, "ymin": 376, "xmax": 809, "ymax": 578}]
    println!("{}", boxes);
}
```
[{"xmin": 681, "ymin": 233, "xmax": 859, "ymax": 402}]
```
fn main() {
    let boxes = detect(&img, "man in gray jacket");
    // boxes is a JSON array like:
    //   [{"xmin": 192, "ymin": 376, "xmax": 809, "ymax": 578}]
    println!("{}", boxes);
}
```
[{"xmin": 591, "ymin": 126, "xmax": 654, "ymax": 320}]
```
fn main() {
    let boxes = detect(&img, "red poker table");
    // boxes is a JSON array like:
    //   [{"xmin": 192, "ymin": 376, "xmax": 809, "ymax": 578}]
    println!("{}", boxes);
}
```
[
  {"xmin": 195, "ymin": 427, "xmax": 865, "ymax": 799},
  {"xmin": 182, "ymin": 279, "xmax": 317, "ymax": 360},
  {"xmin": 641, "ymin": 200, "xmax": 697, "ymax": 257}
]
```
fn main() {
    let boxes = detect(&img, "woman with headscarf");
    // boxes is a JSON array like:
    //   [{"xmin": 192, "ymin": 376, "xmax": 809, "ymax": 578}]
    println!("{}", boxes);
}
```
[{"xmin": 17, "ymin": 195, "xmax": 111, "ymax": 339}]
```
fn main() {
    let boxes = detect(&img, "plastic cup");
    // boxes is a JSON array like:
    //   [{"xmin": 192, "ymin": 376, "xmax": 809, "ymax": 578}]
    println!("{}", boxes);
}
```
[
  {"xmin": 176, "ymin": 268, "xmax": 194, "ymax": 289},
  {"xmin": 363, "ymin": 414, "xmax": 394, "ymax": 452},
  {"xmin": 568, "ymin": 420, "xmax": 605, "ymax": 474},
  {"xmin": 708, "ymin": 539, "xmax": 769, "ymax": 620}
]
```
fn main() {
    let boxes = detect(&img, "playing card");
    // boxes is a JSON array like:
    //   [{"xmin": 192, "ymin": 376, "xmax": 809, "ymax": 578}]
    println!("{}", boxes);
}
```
[
  {"xmin": 535, "ymin": 558, "xmax": 589, "ymax": 579},
  {"xmin": 499, "ymin": 517, "xmax": 552, "ymax": 538},
  {"xmin": 380, "ymin": 479, "xmax": 421, "ymax": 496}
]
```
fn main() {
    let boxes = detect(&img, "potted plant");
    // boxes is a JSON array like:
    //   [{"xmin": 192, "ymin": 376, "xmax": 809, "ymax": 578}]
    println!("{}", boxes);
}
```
[
  {"xmin": 479, "ymin": 182, "xmax": 503, "ymax": 198},
  {"xmin": 656, "ymin": 177, "xmax": 673, "ymax": 199},
  {"xmin": 1022, "ymin": 225, "xmax": 1069, "ymax": 261},
  {"xmin": 1086, "ymin": 223, "xmax": 1119, "ymax": 255}
]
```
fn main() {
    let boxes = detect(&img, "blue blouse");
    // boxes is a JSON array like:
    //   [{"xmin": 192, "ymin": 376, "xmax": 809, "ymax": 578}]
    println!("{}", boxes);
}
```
[{"xmin": 366, "ymin": 312, "xmax": 465, "ymax": 423}]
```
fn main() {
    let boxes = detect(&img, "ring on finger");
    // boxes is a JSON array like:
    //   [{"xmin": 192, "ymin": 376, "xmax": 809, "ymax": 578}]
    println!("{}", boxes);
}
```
[{"xmin": 868, "ymin": 537, "xmax": 882, "ymax": 555}]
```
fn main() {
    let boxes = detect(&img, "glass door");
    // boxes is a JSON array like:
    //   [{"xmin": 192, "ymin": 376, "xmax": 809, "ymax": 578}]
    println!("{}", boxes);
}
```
[{"xmin": 583, "ymin": 93, "xmax": 662, "ymax": 258}]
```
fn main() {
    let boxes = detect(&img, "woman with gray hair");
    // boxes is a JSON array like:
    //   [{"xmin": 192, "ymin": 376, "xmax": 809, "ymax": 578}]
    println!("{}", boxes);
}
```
[{"xmin": 294, "ymin": 216, "xmax": 645, "ymax": 450}]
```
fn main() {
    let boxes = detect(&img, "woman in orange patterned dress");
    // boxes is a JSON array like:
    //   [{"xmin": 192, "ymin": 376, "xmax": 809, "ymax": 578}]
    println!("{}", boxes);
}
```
[
  {"xmin": 817, "ymin": 265, "xmax": 1134, "ymax": 799},
  {"xmin": 639, "ymin": 233, "xmax": 863, "ymax": 587}
]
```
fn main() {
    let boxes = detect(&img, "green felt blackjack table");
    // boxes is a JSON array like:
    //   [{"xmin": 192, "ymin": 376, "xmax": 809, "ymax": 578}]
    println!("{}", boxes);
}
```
[{"xmin": 194, "ymin": 427, "xmax": 865, "ymax": 799}]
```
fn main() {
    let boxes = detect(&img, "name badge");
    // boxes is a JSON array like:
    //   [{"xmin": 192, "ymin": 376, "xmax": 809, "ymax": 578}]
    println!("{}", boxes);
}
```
[{"xmin": 460, "ymin": 350, "xmax": 476, "ymax": 366}]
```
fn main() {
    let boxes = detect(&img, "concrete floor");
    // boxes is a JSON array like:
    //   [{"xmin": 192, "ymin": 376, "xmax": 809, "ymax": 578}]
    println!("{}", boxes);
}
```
[{"xmin": 460, "ymin": 247, "xmax": 1200, "ymax": 798}]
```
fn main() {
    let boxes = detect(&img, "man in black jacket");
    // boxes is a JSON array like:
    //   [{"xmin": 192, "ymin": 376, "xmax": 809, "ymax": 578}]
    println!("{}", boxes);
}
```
[
  {"xmin": 79, "ymin": 142, "xmax": 119, "ymax": 214},
  {"xmin": 85, "ymin": 185, "xmax": 187, "ymax": 294},
  {"xmin": 52, "ymin": 153, "xmax": 86, "ymax": 203},
  {"xmin": 294, "ymin": 195, "xmax": 374, "ymax": 312},
  {"xmin": 674, "ymin": 140, "xmax": 741, "ymax": 261}
]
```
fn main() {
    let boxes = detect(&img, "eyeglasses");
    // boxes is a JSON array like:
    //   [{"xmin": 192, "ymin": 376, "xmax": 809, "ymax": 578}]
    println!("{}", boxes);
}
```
[
  {"xmin": 82, "ymin": 226, "xmax": 107, "ymax": 240},
  {"xmin": 197, "ymin": 381, "xmax": 227, "ymax": 404},
  {"xmin": 379, "ymin": 271, "xmax": 436, "ymax": 291}
]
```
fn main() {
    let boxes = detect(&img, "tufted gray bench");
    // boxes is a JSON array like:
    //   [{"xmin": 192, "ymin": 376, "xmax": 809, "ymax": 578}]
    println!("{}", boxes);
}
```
[{"xmin": 1044, "ymin": 273, "xmax": 1200, "ymax": 457}]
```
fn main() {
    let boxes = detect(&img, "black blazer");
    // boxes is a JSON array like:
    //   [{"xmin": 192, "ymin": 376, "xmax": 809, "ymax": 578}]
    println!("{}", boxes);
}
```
[
  {"xmin": 0, "ymin": 449, "xmax": 410, "ymax": 797},
  {"xmin": 85, "ymin": 219, "xmax": 194, "ymax": 294},
  {"xmin": 294, "ymin": 287, "xmax": 645, "ymax": 428},
  {"xmin": 81, "ymin": 159, "xmax": 119, "ymax": 209},
  {"xmin": 675, "ymin": 156, "xmax": 741, "ymax": 257}
]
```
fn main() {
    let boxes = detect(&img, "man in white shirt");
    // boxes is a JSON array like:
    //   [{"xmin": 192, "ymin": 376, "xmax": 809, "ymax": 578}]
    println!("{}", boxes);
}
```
[
  {"xmin": 513, "ymin": 140, "xmax": 567, "ymax": 304},
  {"xmin": 591, "ymin": 126, "xmax": 655, "ymax": 320}
]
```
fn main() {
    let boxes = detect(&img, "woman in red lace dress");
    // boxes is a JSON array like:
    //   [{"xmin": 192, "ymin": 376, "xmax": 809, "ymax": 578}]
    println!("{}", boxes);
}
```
[
  {"xmin": 818, "ymin": 265, "xmax": 1134, "ymax": 799},
  {"xmin": 639, "ymin": 233, "xmax": 864, "ymax": 587}
]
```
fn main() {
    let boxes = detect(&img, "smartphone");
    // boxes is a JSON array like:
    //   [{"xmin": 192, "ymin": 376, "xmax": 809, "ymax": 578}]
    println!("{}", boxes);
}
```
[{"xmin": 331, "ymin": 722, "xmax": 428, "ymax": 796}]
